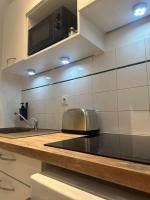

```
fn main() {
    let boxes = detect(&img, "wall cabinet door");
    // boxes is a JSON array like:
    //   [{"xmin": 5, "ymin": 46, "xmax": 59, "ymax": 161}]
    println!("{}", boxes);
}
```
[
  {"xmin": 2, "ymin": 0, "xmax": 43, "ymax": 69},
  {"xmin": 2, "ymin": 0, "xmax": 26, "ymax": 68}
]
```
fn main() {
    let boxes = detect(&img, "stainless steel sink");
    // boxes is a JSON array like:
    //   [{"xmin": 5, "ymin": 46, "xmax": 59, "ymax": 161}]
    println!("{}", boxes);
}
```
[
  {"xmin": 0, "ymin": 127, "xmax": 59, "ymax": 139},
  {"xmin": 0, "ymin": 127, "xmax": 33, "ymax": 134}
]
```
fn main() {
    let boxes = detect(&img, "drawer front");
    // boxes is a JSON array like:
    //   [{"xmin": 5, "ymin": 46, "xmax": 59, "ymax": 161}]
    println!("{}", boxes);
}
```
[
  {"xmin": 0, "ymin": 171, "xmax": 31, "ymax": 200},
  {"xmin": 0, "ymin": 148, "xmax": 41, "ymax": 186}
]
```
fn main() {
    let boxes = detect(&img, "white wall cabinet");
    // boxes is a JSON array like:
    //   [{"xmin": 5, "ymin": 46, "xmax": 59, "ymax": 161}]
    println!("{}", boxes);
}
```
[
  {"xmin": 2, "ymin": 0, "xmax": 43, "ymax": 69},
  {"xmin": 2, "ymin": 0, "xmax": 104, "ymax": 75},
  {"xmin": 2, "ymin": 0, "xmax": 26, "ymax": 69}
]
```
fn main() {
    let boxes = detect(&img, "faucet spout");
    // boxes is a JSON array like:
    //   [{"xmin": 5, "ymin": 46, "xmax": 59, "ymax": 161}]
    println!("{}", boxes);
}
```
[{"xmin": 14, "ymin": 112, "xmax": 38, "ymax": 131}]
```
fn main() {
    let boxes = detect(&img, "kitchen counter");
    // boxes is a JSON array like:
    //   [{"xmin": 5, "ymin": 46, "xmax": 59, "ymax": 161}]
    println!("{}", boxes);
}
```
[{"xmin": 0, "ymin": 132, "xmax": 149, "ymax": 193}]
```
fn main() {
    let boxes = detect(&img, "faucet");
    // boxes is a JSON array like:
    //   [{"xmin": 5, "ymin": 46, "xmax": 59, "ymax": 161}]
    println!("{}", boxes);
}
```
[{"xmin": 14, "ymin": 112, "xmax": 38, "ymax": 131}]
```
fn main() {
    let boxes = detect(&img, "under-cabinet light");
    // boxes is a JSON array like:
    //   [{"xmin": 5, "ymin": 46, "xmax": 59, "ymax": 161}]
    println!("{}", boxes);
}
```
[
  {"xmin": 60, "ymin": 57, "xmax": 70, "ymax": 65},
  {"xmin": 133, "ymin": 2, "xmax": 147, "ymax": 16},
  {"xmin": 27, "ymin": 69, "xmax": 36, "ymax": 76}
]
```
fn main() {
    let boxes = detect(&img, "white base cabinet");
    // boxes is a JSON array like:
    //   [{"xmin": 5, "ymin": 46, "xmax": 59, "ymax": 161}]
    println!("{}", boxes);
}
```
[
  {"xmin": 0, "ymin": 148, "xmax": 41, "ymax": 186},
  {"xmin": 0, "ymin": 148, "xmax": 41, "ymax": 199},
  {"xmin": 0, "ymin": 171, "xmax": 31, "ymax": 200}
]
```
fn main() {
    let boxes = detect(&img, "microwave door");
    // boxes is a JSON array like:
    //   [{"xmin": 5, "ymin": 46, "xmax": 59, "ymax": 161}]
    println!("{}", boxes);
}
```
[{"xmin": 28, "ymin": 16, "xmax": 53, "ymax": 55}]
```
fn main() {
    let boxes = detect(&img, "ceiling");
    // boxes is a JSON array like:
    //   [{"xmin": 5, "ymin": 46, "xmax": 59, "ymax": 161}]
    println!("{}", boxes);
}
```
[{"xmin": 81, "ymin": 0, "xmax": 150, "ymax": 32}]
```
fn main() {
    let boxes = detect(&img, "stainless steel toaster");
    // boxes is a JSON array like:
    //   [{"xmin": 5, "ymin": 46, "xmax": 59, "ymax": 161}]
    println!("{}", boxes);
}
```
[{"xmin": 62, "ymin": 109, "xmax": 99, "ymax": 134}]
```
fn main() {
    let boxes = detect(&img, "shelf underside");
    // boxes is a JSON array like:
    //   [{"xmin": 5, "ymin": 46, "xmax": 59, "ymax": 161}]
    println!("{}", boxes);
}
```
[{"xmin": 4, "ymin": 34, "xmax": 101, "ymax": 76}]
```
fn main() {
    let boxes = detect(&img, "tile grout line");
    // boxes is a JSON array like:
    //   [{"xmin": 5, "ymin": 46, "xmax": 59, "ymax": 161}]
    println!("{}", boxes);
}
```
[
  {"xmin": 22, "ymin": 59, "xmax": 150, "ymax": 92},
  {"xmin": 144, "ymin": 39, "xmax": 150, "ymax": 112},
  {"xmin": 115, "ymin": 47, "xmax": 120, "ymax": 133}
]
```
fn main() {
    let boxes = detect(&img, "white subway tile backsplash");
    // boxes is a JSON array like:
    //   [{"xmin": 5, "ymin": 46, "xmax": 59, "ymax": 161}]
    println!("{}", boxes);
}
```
[
  {"xmin": 25, "ymin": 86, "xmax": 52, "ymax": 101},
  {"xmin": 92, "ymin": 50, "xmax": 116, "ymax": 72},
  {"xmin": 54, "ymin": 81, "xmax": 73, "ymax": 97},
  {"xmin": 45, "ymin": 97, "xmax": 60, "ymax": 114},
  {"xmin": 22, "ymin": 31, "xmax": 150, "ymax": 136},
  {"xmin": 92, "ymin": 71, "xmax": 117, "ymax": 93},
  {"xmin": 34, "ymin": 114, "xmax": 48, "ymax": 129},
  {"xmin": 117, "ymin": 64, "xmax": 147, "ymax": 89},
  {"xmin": 118, "ymin": 86, "xmax": 149, "ymax": 111},
  {"xmin": 146, "ymin": 62, "xmax": 150, "ymax": 85},
  {"xmin": 119, "ymin": 111, "xmax": 150, "ymax": 135},
  {"xmin": 70, "ymin": 77, "xmax": 91, "ymax": 95},
  {"xmin": 75, "ymin": 93, "xmax": 93, "ymax": 110},
  {"xmin": 94, "ymin": 91, "xmax": 117, "ymax": 111},
  {"xmin": 46, "ymin": 114, "xmax": 59, "ymax": 130},
  {"xmin": 116, "ymin": 40, "xmax": 146, "ymax": 67},
  {"xmin": 67, "ymin": 95, "xmax": 78, "ymax": 109},
  {"xmin": 145, "ymin": 37, "xmax": 150, "ymax": 60},
  {"xmin": 97, "ymin": 112, "xmax": 119, "ymax": 133}
]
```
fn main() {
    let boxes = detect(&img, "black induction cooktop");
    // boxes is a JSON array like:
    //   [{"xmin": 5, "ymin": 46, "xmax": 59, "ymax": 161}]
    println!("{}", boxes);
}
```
[{"xmin": 45, "ymin": 133, "xmax": 150, "ymax": 164}]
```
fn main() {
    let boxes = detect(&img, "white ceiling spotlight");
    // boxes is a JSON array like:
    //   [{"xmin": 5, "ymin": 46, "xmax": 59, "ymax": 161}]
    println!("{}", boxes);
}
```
[
  {"xmin": 27, "ymin": 69, "xmax": 36, "ymax": 76},
  {"xmin": 133, "ymin": 2, "xmax": 147, "ymax": 16},
  {"xmin": 60, "ymin": 57, "xmax": 70, "ymax": 65}
]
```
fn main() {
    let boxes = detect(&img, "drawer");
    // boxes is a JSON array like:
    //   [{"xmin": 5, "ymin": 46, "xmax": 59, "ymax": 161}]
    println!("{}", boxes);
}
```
[
  {"xmin": 0, "ymin": 148, "xmax": 41, "ymax": 186},
  {"xmin": 0, "ymin": 171, "xmax": 31, "ymax": 200}
]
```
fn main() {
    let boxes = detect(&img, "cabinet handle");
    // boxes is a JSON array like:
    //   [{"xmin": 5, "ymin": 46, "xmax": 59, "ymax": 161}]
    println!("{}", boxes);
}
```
[
  {"xmin": 0, "ymin": 185, "xmax": 15, "ymax": 192},
  {"xmin": 6, "ymin": 57, "xmax": 16, "ymax": 65},
  {"xmin": 0, "ymin": 180, "xmax": 15, "ymax": 192},
  {"xmin": 0, "ymin": 154, "xmax": 16, "ymax": 161}
]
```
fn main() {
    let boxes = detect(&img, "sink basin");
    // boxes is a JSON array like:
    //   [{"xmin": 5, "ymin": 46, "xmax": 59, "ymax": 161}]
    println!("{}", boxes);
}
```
[
  {"xmin": 0, "ymin": 127, "xmax": 33, "ymax": 134},
  {"xmin": 0, "ymin": 128, "xmax": 59, "ymax": 139}
]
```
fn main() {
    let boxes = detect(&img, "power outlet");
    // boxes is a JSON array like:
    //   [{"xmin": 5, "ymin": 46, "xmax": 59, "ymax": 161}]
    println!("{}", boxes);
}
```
[{"xmin": 62, "ymin": 95, "xmax": 69, "ymax": 105}]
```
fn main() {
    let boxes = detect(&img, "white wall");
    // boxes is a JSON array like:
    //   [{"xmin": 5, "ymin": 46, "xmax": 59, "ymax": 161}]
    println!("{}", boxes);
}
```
[
  {"xmin": 0, "ymin": 0, "xmax": 23, "ymax": 127},
  {"xmin": 22, "ymin": 16, "xmax": 150, "ymax": 135}
]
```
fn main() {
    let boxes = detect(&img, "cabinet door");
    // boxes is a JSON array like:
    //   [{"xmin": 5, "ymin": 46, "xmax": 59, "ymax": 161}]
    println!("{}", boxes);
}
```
[
  {"xmin": 0, "ymin": 148, "xmax": 41, "ymax": 186},
  {"xmin": 2, "ymin": 0, "xmax": 26, "ymax": 68},
  {"xmin": 2, "ymin": 0, "xmax": 43, "ymax": 69},
  {"xmin": 0, "ymin": 171, "xmax": 31, "ymax": 200}
]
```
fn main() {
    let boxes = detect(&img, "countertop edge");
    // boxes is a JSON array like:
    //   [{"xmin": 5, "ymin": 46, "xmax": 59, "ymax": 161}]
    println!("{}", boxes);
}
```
[{"xmin": 0, "ymin": 134, "xmax": 149, "ymax": 194}]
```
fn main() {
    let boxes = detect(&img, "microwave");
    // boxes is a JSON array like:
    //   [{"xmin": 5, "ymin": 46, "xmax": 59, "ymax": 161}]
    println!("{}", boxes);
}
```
[{"xmin": 28, "ymin": 6, "xmax": 77, "ymax": 56}]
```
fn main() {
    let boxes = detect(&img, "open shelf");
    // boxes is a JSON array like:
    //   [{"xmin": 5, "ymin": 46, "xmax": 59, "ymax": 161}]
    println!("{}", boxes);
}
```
[
  {"xmin": 3, "ymin": 0, "xmax": 105, "ymax": 76},
  {"xmin": 4, "ymin": 33, "xmax": 101, "ymax": 76}
]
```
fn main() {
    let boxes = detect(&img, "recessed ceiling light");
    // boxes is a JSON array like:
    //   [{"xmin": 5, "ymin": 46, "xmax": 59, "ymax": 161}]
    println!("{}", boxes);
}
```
[
  {"xmin": 60, "ymin": 57, "xmax": 70, "ymax": 65},
  {"xmin": 133, "ymin": 2, "xmax": 147, "ymax": 16},
  {"xmin": 27, "ymin": 69, "xmax": 36, "ymax": 76}
]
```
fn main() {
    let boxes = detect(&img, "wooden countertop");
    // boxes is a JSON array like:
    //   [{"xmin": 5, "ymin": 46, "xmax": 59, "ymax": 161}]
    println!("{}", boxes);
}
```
[{"xmin": 0, "ymin": 132, "xmax": 149, "ymax": 193}]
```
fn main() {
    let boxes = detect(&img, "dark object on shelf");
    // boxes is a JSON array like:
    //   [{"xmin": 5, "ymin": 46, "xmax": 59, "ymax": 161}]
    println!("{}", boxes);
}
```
[
  {"xmin": 68, "ymin": 27, "xmax": 77, "ymax": 36},
  {"xmin": 19, "ymin": 102, "xmax": 28, "ymax": 120},
  {"xmin": 28, "ymin": 6, "xmax": 77, "ymax": 56}
]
